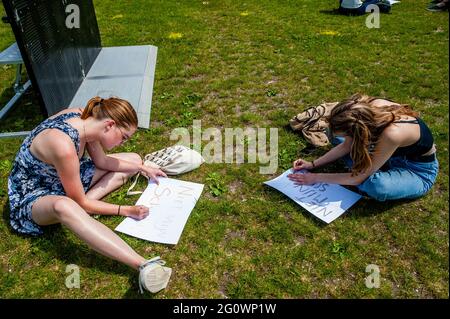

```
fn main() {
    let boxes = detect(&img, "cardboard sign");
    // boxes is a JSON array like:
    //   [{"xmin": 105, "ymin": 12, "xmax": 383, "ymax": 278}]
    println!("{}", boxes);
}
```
[
  {"xmin": 264, "ymin": 169, "xmax": 361, "ymax": 223},
  {"xmin": 115, "ymin": 178, "xmax": 204, "ymax": 244}
]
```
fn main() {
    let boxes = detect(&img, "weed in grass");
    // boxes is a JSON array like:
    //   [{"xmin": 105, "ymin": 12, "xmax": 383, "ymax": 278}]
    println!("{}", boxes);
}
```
[
  {"xmin": 165, "ymin": 117, "xmax": 178, "ymax": 127},
  {"xmin": 182, "ymin": 93, "xmax": 202, "ymax": 108},
  {"xmin": 331, "ymin": 242, "xmax": 348, "ymax": 259},
  {"xmin": 0, "ymin": 159, "xmax": 12, "ymax": 176},
  {"xmin": 206, "ymin": 172, "xmax": 227, "ymax": 197},
  {"xmin": 121, "ymin": 144, "xmax": 136, "ymax": 152},
  {"xmin": 266, "ymin": 89, "xmax": 278, "ymax": 97},
  {"xmin": 278, "ymin": 141, "xmax": 300, "ymax": 170},
  {"xmin": 182, "ymin": 111, "xmax": 194, "ymax": 121},
  {"xmin": 239, "ymin": 113, "xmax": 261, "ymax": 124},
  {"xmin": 111, "ymin": 189, "xmax": 128, "ymax": 203},
  {"xmin": 176, "ymin": 111, "xmax": 196, "ymax": 127},
  {"xmin": 159, "ymin": 92, "xmax": 174, "ymax": 100}
]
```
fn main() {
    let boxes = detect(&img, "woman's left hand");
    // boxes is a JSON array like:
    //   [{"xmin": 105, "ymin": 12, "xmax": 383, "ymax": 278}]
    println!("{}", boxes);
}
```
[
  {"xmin": 140, "ymin": 166, "xmax": 167, "ymax": 184},
  {"xmin": 287, "ymin": 172, "xmax": 318, "ymax": 185}
]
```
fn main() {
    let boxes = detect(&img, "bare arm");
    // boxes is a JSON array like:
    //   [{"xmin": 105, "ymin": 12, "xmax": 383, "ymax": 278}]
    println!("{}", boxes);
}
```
[
  {"xmin": 46, "ymin": 134, "xmax": 147, "ymax": 218},
  {"xmin": 86, "ymin": 141, "xmax": 166, "ymax": 183},
  {"xmin": 289, "ymin": 132, "xmax": 400, "ymax": 186},
  {"xmin": 292, "ymin": 136, "xmax": 352, "ymax": 170},
  {"xmin": 313, "ymin": 136, "xmax": 353, "ymax": 168},
  {"xmin": 86, "ymin": 141, "xmax": 140, "ymax": 173}
]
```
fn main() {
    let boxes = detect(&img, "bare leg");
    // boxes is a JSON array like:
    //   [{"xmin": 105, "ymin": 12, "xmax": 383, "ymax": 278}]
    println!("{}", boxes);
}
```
[
  {"xmin": 31, "ymin": 153, "xmax": 146, "ymax": 269},
  {"xmin": 86, "ymin": 152, "xmax": 142, "ymax": 200},
  {"xmin": 31, "ymin": 195, "xmax": 146, "ymax": 270}
]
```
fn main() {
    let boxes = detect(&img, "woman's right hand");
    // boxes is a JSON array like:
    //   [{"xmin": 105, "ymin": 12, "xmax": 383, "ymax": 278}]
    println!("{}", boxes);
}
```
[
  {"xmin": 123, "ymin": 205, "xmax": 149, "ymax": 220},
  {"xmin": 292, "ymin": 158, "xmax": 314, "ymax": 171}
]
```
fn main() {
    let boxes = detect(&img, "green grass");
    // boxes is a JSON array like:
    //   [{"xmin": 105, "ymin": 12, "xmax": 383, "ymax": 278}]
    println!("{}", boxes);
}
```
[{"xmin": 0, "ymin": 0, "xmax": 448, "ymax": 298}]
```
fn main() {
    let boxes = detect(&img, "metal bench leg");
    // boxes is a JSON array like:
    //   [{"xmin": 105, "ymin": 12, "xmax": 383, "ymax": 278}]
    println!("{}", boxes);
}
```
[
  {"xmin": 0, "ymin": 79, "xmax": 31, "ymax": 120},
  {"xmin": 0, "ymin": 131, "xmax": 31, "ymax": 138},
  {"xmin": 13, "ymin": 63, "xmax": 23, "ymax": 92},
  {"xmin": 0, "ymin": 64, "xmax": 32, "ymax": 138},
  {"xmin": 0, "ymin": 78, "xmax": 31, "ymax": 138}
]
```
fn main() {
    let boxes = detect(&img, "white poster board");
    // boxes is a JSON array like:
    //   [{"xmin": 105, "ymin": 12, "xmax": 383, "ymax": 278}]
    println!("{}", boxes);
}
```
[
  {"xmin": 115, "ymin": 178, "xmax": 204, "ymax": 245},
  {"xmin": 264, "ymin": 169, "xmax": 361, "ymax": 223}
]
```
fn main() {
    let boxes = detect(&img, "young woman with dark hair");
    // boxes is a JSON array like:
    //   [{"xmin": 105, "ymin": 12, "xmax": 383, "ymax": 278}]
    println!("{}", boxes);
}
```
[{"xmin": 289, "ymin": 94, "xmax": 439, "ymax": 202}]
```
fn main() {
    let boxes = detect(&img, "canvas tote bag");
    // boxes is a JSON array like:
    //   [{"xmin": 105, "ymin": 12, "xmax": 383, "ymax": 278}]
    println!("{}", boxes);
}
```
[{"xmin": 127, "ymin": 145, "xmax": 205, "ymax": 195}]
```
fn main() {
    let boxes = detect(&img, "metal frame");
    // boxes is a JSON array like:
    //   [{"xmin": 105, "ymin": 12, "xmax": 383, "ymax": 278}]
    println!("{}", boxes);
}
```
[
  {"xmin": 1, "ymin": 0, "xmax": 157, "ymax": 138},
  {"xmin": 0, "ymin": 42, "xmax": 32, "ymax": 139},
  {"xmin": 2, "ymin": 0, "xmax": 47, "ymax": 115}
]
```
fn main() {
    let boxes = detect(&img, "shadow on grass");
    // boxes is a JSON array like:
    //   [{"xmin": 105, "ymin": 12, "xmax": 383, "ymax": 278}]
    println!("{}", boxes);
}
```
[
  {"xmin": 347, "ymin": 196, "xmax": 419, "ymax": 219},
  {"xmin": 319, "ymin": 9, "xmax": 343, "ymax": 16},
  {"xmin": 287, "ymin": 196, "xmax": 416, "ymax": 226},
  {"xmin": 122, "ymin": 281, "xmax": 159, "ymax": 299}
]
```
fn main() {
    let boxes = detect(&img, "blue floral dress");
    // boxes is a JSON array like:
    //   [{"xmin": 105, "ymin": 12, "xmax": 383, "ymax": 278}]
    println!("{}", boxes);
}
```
[{"xmin": 8, "ymin": 112, "xmax": 96, "ymax": 236}]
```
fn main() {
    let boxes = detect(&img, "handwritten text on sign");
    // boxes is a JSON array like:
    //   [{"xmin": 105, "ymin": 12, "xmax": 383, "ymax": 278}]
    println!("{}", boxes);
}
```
[
  {"xmin": 115, "ymin": 178, "xmax": 204, "ymax": 244},
  {"xmin": 264, "ymin": 169, "xmax": 361, "ymax": 223}
]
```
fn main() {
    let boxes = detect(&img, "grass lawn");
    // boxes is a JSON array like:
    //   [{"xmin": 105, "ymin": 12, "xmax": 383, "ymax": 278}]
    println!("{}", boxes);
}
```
[{"xmin": 0, "ymin": 0, "xmax": 448, "ymax": 298}]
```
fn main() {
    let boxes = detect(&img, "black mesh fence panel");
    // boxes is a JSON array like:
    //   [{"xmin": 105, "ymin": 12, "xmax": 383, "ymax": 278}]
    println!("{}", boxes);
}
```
[{"xmin": 2, "ymin": 0, "xmax": 101, "ymax": 115}]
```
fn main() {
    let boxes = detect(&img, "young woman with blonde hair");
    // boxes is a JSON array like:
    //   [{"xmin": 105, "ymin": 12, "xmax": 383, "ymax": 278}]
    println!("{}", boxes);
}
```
[
  {"xmin": 8, "ymin": 96, "xmax": 171, "ymax": 293},
  {"xmin": 289, "ymin": 94, "xmax": 439, "ymax": 201}
]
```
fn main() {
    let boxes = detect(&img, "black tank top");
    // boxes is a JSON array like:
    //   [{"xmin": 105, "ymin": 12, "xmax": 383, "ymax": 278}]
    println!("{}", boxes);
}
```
[{"xmin": 391, "ymin": 118, "xmax": 434, "ymax": 158}]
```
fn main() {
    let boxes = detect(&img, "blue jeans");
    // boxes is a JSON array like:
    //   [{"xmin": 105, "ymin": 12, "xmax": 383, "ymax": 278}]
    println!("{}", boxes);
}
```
[{"xmin": 331, "ymin": 137, "xmax": 439, "ymax": 201}]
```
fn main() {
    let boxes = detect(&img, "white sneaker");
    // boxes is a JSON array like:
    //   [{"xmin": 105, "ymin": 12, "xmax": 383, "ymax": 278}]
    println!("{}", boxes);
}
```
[{"xmin": 138, "ymin": 256, "xmax": 172, "ymax": 294}]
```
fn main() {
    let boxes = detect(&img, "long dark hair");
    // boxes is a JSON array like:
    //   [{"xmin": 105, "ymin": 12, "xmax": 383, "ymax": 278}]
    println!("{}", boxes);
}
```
[{"xmin": 327, "ymin": 94, "xmax": 418, "ymax": 175}]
